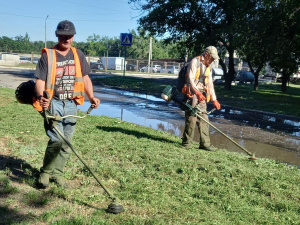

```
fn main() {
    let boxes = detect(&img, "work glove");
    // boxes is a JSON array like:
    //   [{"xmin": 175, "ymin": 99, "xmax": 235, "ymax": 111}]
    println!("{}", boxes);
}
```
[
  {"xmin": 213, "ymin": 100, "xmax": 221, "ymax": 110},
  {"xmin": 195, "ymin": 91, "xmax": 206, "ymax": 102}
]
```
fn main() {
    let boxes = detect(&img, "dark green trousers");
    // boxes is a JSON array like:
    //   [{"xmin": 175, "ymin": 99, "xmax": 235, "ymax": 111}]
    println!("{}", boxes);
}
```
[
  {"xmin": 182, "ymin": 101, "xmax": 211, "ymax": 147},
  {"xmin": 40, "ymin": 99, "xmax": 77, "ymax": 177}
]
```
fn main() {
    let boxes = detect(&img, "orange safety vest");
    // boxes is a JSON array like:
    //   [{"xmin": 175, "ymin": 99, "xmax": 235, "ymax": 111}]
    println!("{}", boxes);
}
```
[
  {"xmin": 182, "ymin": 58, "xmax": 212, "ymax": 102},
  {"xmin": 33, "ymin": 47, "xmax": 85, "ymax": 111}
]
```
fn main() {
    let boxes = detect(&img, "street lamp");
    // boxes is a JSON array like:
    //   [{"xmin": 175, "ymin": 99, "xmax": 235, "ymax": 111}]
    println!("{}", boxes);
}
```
[{"xmin": 45, "ymin": 15, "xmax": 49, "ymax": 48}]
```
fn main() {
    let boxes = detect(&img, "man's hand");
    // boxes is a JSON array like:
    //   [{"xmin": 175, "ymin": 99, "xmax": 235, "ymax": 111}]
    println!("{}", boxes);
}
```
[
  {"xmin": 195, "ymin": 91, "xmax": 206, "ymax": 102},
  {"xmin": 90, "ymin": 97, "xmax": 100, "ymax": 109},
  {"xmin": 213, "ymin": 100, "xmax": 221, "ymax": 110},
  {"xmin": 38, "ymin": 95, "xmax": 50, "ymax": 109}
]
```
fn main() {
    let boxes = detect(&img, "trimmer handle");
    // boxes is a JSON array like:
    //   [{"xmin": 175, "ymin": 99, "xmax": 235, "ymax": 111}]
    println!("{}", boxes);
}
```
[
  {"xmin": 86, "ymin": 105, "xmax": 94, "ymax": 114},
  {"xmin": 43, "ymin": 90, "xmax": 50, "ymax": 124},
  {"xmin": 43, "ymin": 90, "xmax": 50, "ymax": 100}
]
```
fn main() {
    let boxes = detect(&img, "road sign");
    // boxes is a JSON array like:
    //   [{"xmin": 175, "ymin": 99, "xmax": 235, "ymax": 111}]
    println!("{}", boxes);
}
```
[{"xmin": 120, "ymin": 33, "xmax": 132, "ymax": 46}]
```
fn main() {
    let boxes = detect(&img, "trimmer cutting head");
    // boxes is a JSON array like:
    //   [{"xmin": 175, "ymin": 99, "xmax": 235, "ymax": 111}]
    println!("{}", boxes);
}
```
[{"xmin": 107, "ymin": 202, "xmax": 124, "ymax": 214}]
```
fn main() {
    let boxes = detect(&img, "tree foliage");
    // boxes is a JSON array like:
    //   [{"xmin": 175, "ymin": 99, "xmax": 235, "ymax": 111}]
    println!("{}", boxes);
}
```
[
  {"xmin": 0, "ymin": 31, "xmax": 182, "ymax": 60},
  {"xmin": 129, "ymin": 0, "xmax": 262, "ymax": 90},
  {"xmin": 129, "ymin": 0, "xmax": 300, "ymax": 92},
  {"xmin": 236, "ymin": 0, "xmax": 300, "ymax": 91}
]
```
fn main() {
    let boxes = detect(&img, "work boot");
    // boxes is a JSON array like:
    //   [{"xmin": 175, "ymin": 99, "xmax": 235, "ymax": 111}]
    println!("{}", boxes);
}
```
[
  {"xmin": 38, "ymin": 173, "xmax": 50, "ymax": 189},
  {"xmin": 199, "ymin": 145, "xmax": 216, "ymax": 152},
  {"xmin": 182, "ymin": 143, "xmax": 192, "ymax": 149},
  {"xmin": 53, "ymin": 176, "xmax": 68, "ymax": 188}
]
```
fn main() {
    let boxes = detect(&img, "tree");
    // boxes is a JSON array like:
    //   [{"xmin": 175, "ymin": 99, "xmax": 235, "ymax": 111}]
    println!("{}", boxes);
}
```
[
  {"xmin": 86, "ymin": 34, "xmax": 102, "ymax": 56},
  {"xmin": 126, "ymin": 29, "xmax": 151, "ymax": 59},
  {"xmin": 235, "ymin": 0, "xmax": 271, "ymax": 90},
  {"xmin": 266, "ymin": 0, "xmax": 300, "ymax": 92},
  {"xmin": 236, "ymin": 0, "xmax": 300, "ymax": 91},
  {"xmin": 0, "ymin": 36, "xmax": 16, "ymax": 52},
  {"xmin": 129, "ymin": 0, "xmax": 262, "ymax": 90}
]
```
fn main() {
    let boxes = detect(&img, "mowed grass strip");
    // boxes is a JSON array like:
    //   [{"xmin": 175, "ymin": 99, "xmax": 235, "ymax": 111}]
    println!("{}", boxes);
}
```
[{"xmin": 0, "ymin": 87, "xmax": 299, "ymax": 224}]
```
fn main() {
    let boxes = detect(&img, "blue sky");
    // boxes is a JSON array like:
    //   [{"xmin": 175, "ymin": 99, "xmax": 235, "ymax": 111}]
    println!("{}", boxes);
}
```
[{"xmin": 0, "ymin": 0, "xmax": 142, "ymax": 42}]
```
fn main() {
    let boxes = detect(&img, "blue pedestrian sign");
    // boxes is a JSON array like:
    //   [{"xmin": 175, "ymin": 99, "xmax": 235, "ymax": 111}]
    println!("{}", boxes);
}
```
[{"xmin": 120, "ymin": 33, "xmax": 133, "ymax": 46}]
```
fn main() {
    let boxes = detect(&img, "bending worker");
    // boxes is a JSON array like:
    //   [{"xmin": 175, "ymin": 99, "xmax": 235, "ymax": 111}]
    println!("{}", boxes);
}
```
[
  {"xmin": 33, "ymin": 20, "xmax": 100, "ymax": 188},
  {"xmin": 182, "ymin": 46, "xmax": 221, "ymax": 151}
]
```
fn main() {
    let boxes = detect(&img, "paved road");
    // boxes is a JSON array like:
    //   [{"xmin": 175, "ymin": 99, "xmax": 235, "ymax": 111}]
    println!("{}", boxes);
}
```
[{"xmin": 0, "ymin": 66, "xmax": 177, "ymax": 89}]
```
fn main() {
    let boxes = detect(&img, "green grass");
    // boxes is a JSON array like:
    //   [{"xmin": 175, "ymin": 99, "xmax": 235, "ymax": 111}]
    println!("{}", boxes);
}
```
[
  {"xmin": 0, "ymin": 87, "xmax": 299, "ymax": 224},
  {"xmin": 15, "ymin": 63, "xmax": 37, "ymax": 69},
  {"xmin": 95, "ymin": 76, "xmax": 300, "ymax": 117},
  {"xmin": 215, "ymin": 82, "xmax": 300, "ymax": 117},
  {"xmin": 94, "ymin": 76, "xmax": 172, "ymax": 96}
]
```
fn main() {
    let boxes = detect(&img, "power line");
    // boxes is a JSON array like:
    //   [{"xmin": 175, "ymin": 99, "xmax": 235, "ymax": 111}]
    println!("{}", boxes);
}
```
[
  {"xmin": 61, "ymin": 0, "xmax": 131, "ymax": 13},
  {"xmin": 0, "ymin": 12, "xmax": 44, "ymax": 19},
  {"xmin": 0, "ymin": 12, "xmax": 137, "ymax": 23}
]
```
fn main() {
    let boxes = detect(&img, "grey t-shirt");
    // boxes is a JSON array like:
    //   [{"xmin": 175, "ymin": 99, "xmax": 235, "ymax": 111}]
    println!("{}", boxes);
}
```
[{"xmin": 35, "ymin": 48, "xmax": 91, "ymax": 100}]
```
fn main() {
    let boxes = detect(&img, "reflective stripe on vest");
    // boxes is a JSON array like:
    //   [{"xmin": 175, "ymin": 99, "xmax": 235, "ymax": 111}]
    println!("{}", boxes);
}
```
[
  {"xmin": 204, "ymin": 66, "xmax": 211, "ymax": 102},
  {"xmin": 70, "ymin": 47, "xmax": 85, "ymax": 103},
  {"xmin": 45, "ymin": 48, "xmax": 56, "ymax": 97}
]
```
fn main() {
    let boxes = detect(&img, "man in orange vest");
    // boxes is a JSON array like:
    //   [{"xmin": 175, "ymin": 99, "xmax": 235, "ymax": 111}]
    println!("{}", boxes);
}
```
[
  {"xmin": 34, "ymin": 20, "xmax": 100, "ymax": 188},
  {"xmin": 182, "ymin": 46, "xmax": 221, "ymax": 151}
]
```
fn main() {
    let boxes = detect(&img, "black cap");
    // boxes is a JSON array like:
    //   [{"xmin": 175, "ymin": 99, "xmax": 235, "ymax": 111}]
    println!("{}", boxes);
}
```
[{"xmin": 55, "ymin": 20, "xmax": 76, "ymax": 36}]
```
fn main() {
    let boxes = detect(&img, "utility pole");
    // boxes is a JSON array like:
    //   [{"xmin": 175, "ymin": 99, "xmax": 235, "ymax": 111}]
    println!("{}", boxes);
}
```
[
  {"xmin": 45, "ymin": 15, "xmax": 49, "ymax": 48},
  {"xmin": 147, "ymin": 37, "xmax": 152, "ymax": 73},
  {"xmin": 105, "ymin": 44, "xmax": 110, "ymax": 71}
]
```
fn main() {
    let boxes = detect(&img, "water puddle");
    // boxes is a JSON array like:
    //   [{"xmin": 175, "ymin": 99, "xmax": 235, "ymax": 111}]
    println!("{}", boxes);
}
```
[{"xmin": 78, "ymin": 87, "xmax": 300, "ymax": 167}]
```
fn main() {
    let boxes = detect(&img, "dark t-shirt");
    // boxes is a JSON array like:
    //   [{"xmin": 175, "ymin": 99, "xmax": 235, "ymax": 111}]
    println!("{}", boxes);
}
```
[{"xmin": 34, "ymin": 48, "xmax": 91, "ymax": 100}]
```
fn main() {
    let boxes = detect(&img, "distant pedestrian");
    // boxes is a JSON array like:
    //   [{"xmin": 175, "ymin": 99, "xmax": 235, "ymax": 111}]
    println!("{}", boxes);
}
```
[
  {"xmin": 33, "ymin": 20, "xmax": 100, "ymax": 188},
  {"xmin": 181, "ymin": 46, "xmax": 221, "ymax": 151}
]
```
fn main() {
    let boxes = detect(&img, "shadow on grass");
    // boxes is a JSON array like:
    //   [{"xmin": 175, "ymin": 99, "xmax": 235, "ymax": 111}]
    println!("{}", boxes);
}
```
[
  {"xmin": 0, "ymin": 154, "xmax": 40, "ymax": 186},
  {"xmin": 96, "ymin": 125, "xmax": 178, "ymax": 144},
  {"xmin": 0, "ymin": 155, "xmax": 40, "ymax": 224},
  {"xmin": 0, "ymin": 155, "xmax": 109, "ymax": 222},
  {"xmin": 0, "ymin": 205, "xmax": 36, "ymax": 224}
]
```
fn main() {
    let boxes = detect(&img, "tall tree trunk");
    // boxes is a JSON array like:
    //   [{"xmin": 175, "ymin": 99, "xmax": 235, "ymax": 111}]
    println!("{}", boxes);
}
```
[
  {"xmin": 248, "ymin": 61, "xmax": 263, "ymax": 91},
  {"xmin": 281, "ymin": 69, "xmax": 289, "ymax": 92},
  {"xmin": 253, "ymin": 74, "xmax": 259, "ymax": 90},
  {"xmin": 224, "ymin": 48, "xmax": 235, "ymax": 90}
]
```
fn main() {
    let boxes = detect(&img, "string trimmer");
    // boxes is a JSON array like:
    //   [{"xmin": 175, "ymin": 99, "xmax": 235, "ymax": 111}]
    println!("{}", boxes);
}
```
[
  {"xmin": 43, "ymin": 91, "xmax": 124, "ymax": 214},
  {"xmin": 161, "ymin": 85, "xmax": 257, "ymax": 160}
]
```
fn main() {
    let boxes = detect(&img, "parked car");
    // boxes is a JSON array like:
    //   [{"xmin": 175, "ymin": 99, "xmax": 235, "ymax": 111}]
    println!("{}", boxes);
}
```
[
  {"xmin": 276, "ymin": 76, "xmax": 283, "ymax": 83},
  {"xmin": 32, "ymin": 57, "xmax": 39, "ymax": 64},
  {"xmin": 212, "ymin": 68, "xmax": 224, "ymax": 82},
  {"xmin": 235, "ymin": 70, "xmax": 255, "ymax": 83},
  {"xmin": 126, "ymin": 64, "xmax": 137, "ymax": 71},
  {"xmin": 262, "ymin": 74, "xmax": 277, "ymax": 82},
  {"xmin": 158, "ymin": 65, "xmax": 179, "ymax": 74},
  {"xmin": 19, "ymin": 56, "xmax": 31, "ymax": 64},
  {"xmin": 90, "ymin": 61, "xmax": 104, "ymax": 70},
  {"xmin": 152, "ymin": 65, "xmax": 161, "ymax": 72},
  {"xmin": 139, "ymin": 64, "xmax": 161, "ymax": 73},
  {"xmin": 291, "ymin": 77, "xmax": 300, "ymax": 84}
]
